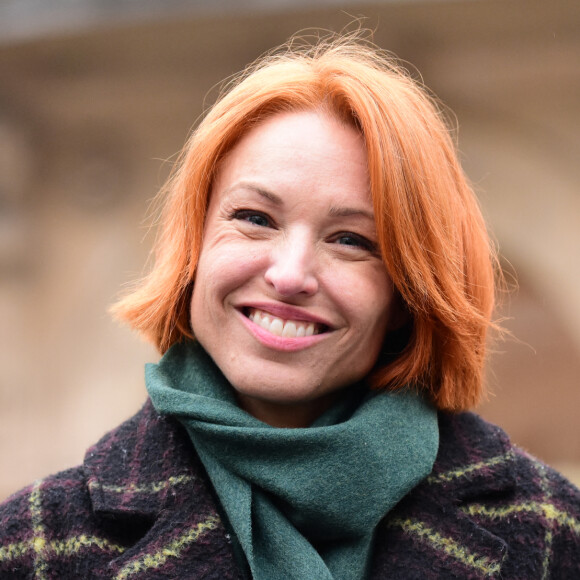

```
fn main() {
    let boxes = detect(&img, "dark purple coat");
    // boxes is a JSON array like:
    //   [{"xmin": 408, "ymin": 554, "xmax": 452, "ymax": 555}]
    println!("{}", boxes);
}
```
[{"xmin": 1, "ymin": 400, "xmax": 579, "ymax": 579}]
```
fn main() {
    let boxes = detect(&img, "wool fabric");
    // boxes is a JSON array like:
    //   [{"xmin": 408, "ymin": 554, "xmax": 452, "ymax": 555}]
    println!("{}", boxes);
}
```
[
  {"xmin": 146, "ymin": 340, "xmax": 438, "ymax": 580},
  {"xmin": 2, "ymin": 401, "xmax": 580, "ymax": 578}
]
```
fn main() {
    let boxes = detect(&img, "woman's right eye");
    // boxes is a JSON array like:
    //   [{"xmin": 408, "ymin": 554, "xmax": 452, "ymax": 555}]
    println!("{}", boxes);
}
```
[{"xmin": 232, "ymin": 210, "xmax": 272, "ymax": 228}]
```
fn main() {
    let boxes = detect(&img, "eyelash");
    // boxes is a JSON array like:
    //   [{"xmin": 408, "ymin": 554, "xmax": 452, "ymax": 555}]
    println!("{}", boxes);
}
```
[
  {"xmin": 332, "ymin": 233, "xmax": 377, "ymax": 253},
  {"xmin": 230, "ymin": 209, "xmax": 377, "ymax": 253},
  {"xmin": 230, "ymin": 209, "xmax": 275, "ymax": 228}
]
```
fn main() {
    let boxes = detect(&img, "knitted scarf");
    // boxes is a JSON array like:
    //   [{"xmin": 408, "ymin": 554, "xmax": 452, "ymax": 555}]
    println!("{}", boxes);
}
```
[{"xmin": 146, "ymin": 340, "xmax": 438, "ymax": 580}]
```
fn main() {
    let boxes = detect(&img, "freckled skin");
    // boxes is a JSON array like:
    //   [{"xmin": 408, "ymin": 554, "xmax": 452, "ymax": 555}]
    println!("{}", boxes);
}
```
[{"xmin": 190, "ymin": 110, "xmax": 396, "ymax": 427}]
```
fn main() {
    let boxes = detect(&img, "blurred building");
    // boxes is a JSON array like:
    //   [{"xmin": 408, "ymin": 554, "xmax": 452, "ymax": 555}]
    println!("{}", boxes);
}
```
[{"xmin": 1, "ymin": 0, "xmax": 579, "ymax": 500}]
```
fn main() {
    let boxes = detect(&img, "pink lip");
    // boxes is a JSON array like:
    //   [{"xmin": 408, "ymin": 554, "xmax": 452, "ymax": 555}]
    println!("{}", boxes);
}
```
[{"xmin": 235, "ymin": 306, "xmax": 332, "ymax": 352}]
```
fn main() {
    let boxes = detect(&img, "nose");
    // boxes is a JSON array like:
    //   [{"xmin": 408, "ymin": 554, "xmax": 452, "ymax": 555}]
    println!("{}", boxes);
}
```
[{"xmin": 264, "ymin": 233, "xmax": 319, "ymax": 297}]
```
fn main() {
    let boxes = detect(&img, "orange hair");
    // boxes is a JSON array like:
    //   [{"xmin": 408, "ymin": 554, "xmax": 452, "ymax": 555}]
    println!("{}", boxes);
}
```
[{"xmin": 113, "ymin": 33, "xmax": 501, "ymax": 411}]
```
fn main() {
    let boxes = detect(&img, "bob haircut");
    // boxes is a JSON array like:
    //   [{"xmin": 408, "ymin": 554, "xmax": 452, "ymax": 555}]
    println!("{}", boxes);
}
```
[{"xmin": 113, "ymin": 33, "xmax": 500, "ymax": 412}]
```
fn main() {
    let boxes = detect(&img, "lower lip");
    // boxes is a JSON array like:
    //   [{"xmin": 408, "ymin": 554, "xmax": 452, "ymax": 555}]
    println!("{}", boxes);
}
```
[{"xmin": 238, "ymin": 311, "xmax": 328, "ymax": 352}]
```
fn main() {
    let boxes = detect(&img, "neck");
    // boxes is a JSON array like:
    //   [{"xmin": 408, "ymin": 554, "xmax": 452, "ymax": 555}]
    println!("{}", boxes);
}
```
[{"xmin": 236, "ymin": 392, "xmax": 343, "ymax": 428}]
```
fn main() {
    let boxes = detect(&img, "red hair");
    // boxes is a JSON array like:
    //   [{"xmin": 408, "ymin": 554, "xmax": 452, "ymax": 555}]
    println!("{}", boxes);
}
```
[{"xmin": 112, "ymin": 34, "xmax": 501, "ymax": 411}]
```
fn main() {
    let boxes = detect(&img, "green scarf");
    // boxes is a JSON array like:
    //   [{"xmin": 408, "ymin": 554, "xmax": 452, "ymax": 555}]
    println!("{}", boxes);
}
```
[{"xmin": 146, "ymin": 340, "xmax": 438, "ymax": 580}]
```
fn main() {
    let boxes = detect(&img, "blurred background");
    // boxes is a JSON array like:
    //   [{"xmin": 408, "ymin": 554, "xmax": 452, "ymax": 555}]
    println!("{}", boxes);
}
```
[{"xmin": 1, "ymin": 0, "xmax": 579, "ymax": 500}]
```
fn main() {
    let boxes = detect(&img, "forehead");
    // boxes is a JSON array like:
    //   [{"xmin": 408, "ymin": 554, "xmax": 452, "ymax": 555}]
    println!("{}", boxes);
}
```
[
  {"xmin": 211, "ymin": 110, "xmax": 372, "ymax": 209},
  {"xmin": 233, "ymin": 109, "xmax": 364, "ymax": 158}
]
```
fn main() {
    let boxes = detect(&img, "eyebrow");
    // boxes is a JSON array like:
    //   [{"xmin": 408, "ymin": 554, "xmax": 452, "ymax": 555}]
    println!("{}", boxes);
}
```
[
  {"xmin": 224, "ymin": 182, "xmax": 375, "ymax": 221},
  {"xmin": 222, "ymin": 183, "xmax": 283, "ymax": 205},
  {"xmin": 328, "ymin": 206, "xmax": 375, "ymax": 221}
]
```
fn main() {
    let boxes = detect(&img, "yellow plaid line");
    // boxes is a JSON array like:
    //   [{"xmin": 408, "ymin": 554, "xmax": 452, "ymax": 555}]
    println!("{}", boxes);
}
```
[
  {"xmin": 461, "ymin": 501, "xmax": 580, "ymax": 536},
  {"xmin": 426, "ymin": 450, "xmax": 515, "ymax": 485},
  {"xmin": 89, "ymin": 474, "xmax": 194, "ymax": 495},
  {"xmin": 0, "ymin": 535, "xmax": 125, "ymax": 564},
  {"xmin": 30, "ymin": 480, "xmax": 48, "ymax": 580},
  {"xmin": 50, "ymin": 535, "xmax": 126, "ymax": 558},
  {"xmin": 0, "ymin": 479, "xmax": 125, "ymax": 569},
  {"xmin": 0, "ymin": 541, "xmax": 29, "ymax": 562},
  {"xmin": 116, "ymin": 514, "xmax": 221, "ymax": 579},
  {"xmin": 541, "ymin": 530, "xmax": 553, "ymax": 580},
  {"xmin": 388, "ymin": 517, "xmax": 502, "ymax": 576}
]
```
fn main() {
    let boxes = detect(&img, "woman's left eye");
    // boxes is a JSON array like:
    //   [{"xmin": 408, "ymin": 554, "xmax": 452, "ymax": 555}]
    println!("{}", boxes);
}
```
[{"xmin": 333, "ymin": 233, "xmax": 376, "ymax": 252}]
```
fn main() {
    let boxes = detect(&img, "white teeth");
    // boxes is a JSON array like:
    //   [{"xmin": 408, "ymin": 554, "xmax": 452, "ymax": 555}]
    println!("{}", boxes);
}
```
[
  {"xmin": 248, "ymin": 309, "xmax": 321, "ymax": 338},
  {"xmin": 282, "ymin": 322, "xmax": 296, "ymax": 337},
  {"xmin": 270, "ymin": 318, "xmax": 284, "ymax": 336}
]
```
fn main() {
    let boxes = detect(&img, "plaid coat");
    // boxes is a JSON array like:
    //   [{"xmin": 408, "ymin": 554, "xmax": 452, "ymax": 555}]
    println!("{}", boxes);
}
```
[{"xmin": 1, "ymin": 400, "xmax": 579, "ymax": 579}]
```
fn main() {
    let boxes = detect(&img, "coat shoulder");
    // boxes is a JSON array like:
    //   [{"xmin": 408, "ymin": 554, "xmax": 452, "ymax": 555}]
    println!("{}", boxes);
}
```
[
  {"xmin": 0, "ymin": 402, "xmax": 188, "ymax": 578},
  {"xmin": 0, "ymin": 463, "xmax": 122, "ymax": 578},
  {"xmin": 372, "ymin": 411, "xmax": 580, "ymax": 579},
  {"xmin": 0, "ymin": 401, "xmax": 240, "ymax": 579}
]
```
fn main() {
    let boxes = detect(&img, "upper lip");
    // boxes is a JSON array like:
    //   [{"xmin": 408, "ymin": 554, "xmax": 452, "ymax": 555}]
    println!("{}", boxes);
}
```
[{"xmin": 237, "ymin": 302, "xmax": 335, "ymax": 329}]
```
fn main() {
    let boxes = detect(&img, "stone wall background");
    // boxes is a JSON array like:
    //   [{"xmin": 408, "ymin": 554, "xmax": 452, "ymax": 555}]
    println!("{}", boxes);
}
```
[{"xmin": 1, "ymin": 0, "xmax": 579, "ymax": 500}]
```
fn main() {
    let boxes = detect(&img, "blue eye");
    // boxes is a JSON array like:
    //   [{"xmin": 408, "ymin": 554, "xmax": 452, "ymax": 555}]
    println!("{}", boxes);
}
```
[
  {"xmin": 246, "ymin": 214, "xmax": 270, "ymax": 227},
  {"xmin": 337, "ymin": 235, "xmax": 362, "ymax": 247},
  {"xmin": 233, "ymin": 210, "xmax": 272, "ymax": 228},
  {"xmin": 334, "ymin": 233, "xmax": 375, "ymax": 251}
]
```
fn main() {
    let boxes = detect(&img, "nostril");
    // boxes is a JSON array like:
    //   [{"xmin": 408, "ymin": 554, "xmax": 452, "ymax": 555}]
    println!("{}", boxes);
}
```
[{"xmin": 264, "ymin": 268, "xmax": 318, "ymax": 297}]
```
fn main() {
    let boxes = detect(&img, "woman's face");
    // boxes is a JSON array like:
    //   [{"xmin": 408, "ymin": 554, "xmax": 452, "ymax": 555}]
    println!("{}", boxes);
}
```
[{"xmin": 190, "ymin": 110, "xmax": 396, "ymax": 427}]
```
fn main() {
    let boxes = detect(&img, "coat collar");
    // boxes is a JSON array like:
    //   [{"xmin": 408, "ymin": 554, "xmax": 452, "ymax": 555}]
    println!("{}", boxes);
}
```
[
  {"xmin": 426, "ymin": 410, "xmax": 517, "ymax": 500},
  {"xmin": 84, "ymin": 401, "xmax": 517, "ymax": 577},
  {"xmin": 84, "ymin": 399, "xmax": 202, "ymax": 518},
  {"xmin": 84, "ymin": 402, "xmax": 517, "ymax": 519},
  {"xmin": 84, "ymin": 400, "xmax": 244, "ymax": 579},
  {"xmin": 369, "ymin": 412, "xmax": 516, "ymax": 578}
]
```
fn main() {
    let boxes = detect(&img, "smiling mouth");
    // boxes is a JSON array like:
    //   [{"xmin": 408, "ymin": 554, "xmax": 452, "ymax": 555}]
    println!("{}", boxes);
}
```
[{"xmin": 245, "ymin": 308, "xmax": 327, "ymax": 338}]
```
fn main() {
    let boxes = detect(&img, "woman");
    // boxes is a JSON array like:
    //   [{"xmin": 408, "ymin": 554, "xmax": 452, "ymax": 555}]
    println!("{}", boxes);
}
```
[{"xmin": 1, "ymin": 34, "xmax": 579, "ymax": 579}]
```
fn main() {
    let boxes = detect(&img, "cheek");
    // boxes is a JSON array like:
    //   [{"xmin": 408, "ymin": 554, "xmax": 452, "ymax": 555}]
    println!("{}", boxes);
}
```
[
  {"xmin": 189, "ymin": 281, "xmax": 206, "ymax": 334},
  {"xmin": 363, "ymin": 291, "xmax": 394, "ymax": 338},
  {"xmin": 192, "ymin": 242, "xmax": 266, "ymax": 312},
  {"xmin": 335, "ymin": 267, "xmax": 394, "ymax": 330}
]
